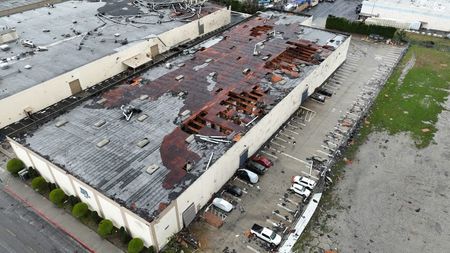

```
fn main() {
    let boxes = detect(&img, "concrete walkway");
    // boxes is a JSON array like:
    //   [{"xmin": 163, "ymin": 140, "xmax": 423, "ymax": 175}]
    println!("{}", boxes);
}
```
[{"xmin": 2, "ymin": 174, "xmax": 123, "ymax": 253}]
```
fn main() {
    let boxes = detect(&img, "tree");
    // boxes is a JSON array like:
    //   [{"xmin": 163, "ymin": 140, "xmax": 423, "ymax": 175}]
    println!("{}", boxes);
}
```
[
  {"xmin": 97, "ymin": 219, "xmax": 114, "ymax": 238},
  {"xmin": 49, "ymin": 188, "xmax": 66, "ymax": 207},
  {"xmin": 6, "ymin": 158, "xmax": 24, "ymax": 175},
  {"xmin": 31, "ymin": 176, "xmax": 48, "ymax": 192},
  {"xmin": 393, "ymin": 29, "xmax": 407, "ymax": 43},
  {"xmin": 128, "ymin": 238, "xmax": 144, "ymax": 253},
  {"xmin": 72, "ymin": 202, "xmax": 89, "ymax": 218}
]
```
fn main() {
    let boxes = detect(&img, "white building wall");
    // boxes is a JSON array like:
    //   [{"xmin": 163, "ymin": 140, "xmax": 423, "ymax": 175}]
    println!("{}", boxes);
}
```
[
  {"xmin": 0, "ymin": 7, "xmax": 231, "ymax": 128},
  {"xmin": 7, "ymin": 34, "xmax": 350, "ymax": 252},
  {"xmin": 50, "ymin": 165, "xmax": 77, "ymax": 196},
  {"xmin": 175, "ymin": 36, "xmax": 351, "ymax": 226}
]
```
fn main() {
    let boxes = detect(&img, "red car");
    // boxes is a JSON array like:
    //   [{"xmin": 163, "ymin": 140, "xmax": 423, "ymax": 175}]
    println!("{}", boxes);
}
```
[{"xmin": 251, "ymin": 155, "xmax": 273, "ymax": 168}]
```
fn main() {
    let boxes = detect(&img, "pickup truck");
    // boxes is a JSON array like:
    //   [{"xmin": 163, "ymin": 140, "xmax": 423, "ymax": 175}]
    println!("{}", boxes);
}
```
[{"xmin": 250, "ymin": 224, "xmax": 282, "ymax": 246}]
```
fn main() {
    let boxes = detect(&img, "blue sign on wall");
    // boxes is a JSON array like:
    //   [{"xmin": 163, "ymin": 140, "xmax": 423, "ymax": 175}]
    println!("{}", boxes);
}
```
[{"xmin": 80, "ymin": 187, "xmax": 90, "ymax": 199}]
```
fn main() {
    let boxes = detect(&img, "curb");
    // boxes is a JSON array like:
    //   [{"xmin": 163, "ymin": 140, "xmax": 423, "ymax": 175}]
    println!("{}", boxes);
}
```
[{"xmin": 3, "ymin": 186, "xmax": 96, "ymax": 253}]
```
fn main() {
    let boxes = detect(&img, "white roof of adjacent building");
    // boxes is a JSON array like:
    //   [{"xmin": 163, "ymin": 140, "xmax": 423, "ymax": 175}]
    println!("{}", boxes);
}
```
[
  {"xmin": 361, "ymin": 0, "xmax": 450, "ymax": 19},
  {"xmin": 0, "ymin": 0, "xmax": 221, "ymax": 99}
]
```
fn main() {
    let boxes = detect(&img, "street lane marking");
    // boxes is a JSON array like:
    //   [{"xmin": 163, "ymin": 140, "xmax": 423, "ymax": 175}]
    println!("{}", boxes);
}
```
[{"xmin": 6, "ymin": 229, "xmax": 16, "ymax": 237}]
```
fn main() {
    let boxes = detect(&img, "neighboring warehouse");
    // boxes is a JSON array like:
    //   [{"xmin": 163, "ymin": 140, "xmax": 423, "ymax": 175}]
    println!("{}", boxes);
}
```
[
  {"xmin": 5, "ymin": 8, "xmax": 349, "ymax": 250},
  {"xmin": 0, "ymin": 0, "xmax": 231, "ymax": 128},
  {"xmin": 360, "ymin": 0, "xmax": 450, "ymax": 32}
]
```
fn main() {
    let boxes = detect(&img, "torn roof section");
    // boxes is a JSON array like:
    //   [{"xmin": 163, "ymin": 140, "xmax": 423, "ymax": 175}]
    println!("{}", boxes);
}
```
[
  {"xmin": 0, "ymin": 0, "xmax": 222, "ymax": 99},
  {"xmin": 15, "ymin": 11, "xmax": 347, "ymax": 222}
]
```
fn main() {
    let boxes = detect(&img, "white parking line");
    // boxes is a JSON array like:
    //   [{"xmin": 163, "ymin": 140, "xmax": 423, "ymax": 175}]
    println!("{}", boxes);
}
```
[
  {"xmin": 272, "ymin": 211, "xmax": 291, "ymax": 222},
  {"xmin": 281, "ymin": 152, "xmax": 312, "ymax": 166},
  {"xmin": 300, "ymin": 171, "xmax": 319, "ymax": 180},
  {"xmin": 270, "ymin": 140, "xmax": 286, "ymax": 148},
  {"xmin": 278, "ymin": 203, "xmax": 294, "ymax": 213},
  {"xmin": 261, "ymin": 150, "xmax": 278, "ymax": 159},
  {"xmin": 279, "ymin": 132, "xmax": 293, "ymax": 139},
  {"xmin": 275, "ymin": 136, "xmax": 289, "ymax": 143},
  {"xmin": 317, "ymin": 149, "xmax": 333, "ymax": 157},
  {"xmin": 285, "ymin": 129, "xmax": 300, "ymax": 135},
  {"xmin": 321, "ymin": 145, "xmax": 335, "ymax": 152}
]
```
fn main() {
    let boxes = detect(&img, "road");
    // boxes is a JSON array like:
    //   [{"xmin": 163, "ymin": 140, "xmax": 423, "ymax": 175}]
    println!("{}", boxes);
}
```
[
  {"xmin": 0, "ymin": 185, "xmax": 86, "ymax": 253},
  {"xmin": 304, "ymin": 0, "xmax": 361, "ymax": 28}
]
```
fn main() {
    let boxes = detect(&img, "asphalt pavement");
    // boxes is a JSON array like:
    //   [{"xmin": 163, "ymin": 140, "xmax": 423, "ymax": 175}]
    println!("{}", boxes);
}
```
[
  {"xmin": 0, "ymin": 188, "xmax": 86, "ymax": 253},
  {"xmin": 304, "ymin": 0, "xmax": 362, "ymax": 28}
]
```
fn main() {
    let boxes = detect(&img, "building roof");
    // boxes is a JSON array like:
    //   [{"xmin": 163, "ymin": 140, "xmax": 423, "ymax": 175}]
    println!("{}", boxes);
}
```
[
  {"xmin": 0, "ymin": 0, "xmax": 221, "ymax": 99},
  {"xmin": 12, "ymin": 11, "xmax": 346, "ymax": 221},
  {"xmin": 361, "ymin": 0, "xmax": 450, "ymax": 19}
]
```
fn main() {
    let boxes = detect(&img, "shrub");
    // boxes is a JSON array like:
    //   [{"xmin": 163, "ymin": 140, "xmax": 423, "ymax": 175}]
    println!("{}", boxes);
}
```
[
  {"xmin": 119, "ymin": 227, "xmax": 132, "ymax": 244},
  {"xmin": 6, "ymin": 158, "xmax": 24, "ymax": 175},
  {"xmin": 72, "ymin": 202, "xmax": 89, "ymax": 218},
  {"xmin": 128, "ymin": 238, "xmax": 144, "ymax": 253},
  {"xmin": 31, "ymin": 176, "xmax": 48, "ymax": 192},
  {"xmin": 97, "ymin": 219, "xmax": 114, "ymax": 238},
  {"xmin": 325, "ymin": 15, "xmax": 397, "ymax": 38},
  {"xmin": 28, "ymin": 167, "xmax": 39, "ymax": 178},
  {"xmin": 49, "ymin": 188, "xmax": 67, "ymax": 207}
]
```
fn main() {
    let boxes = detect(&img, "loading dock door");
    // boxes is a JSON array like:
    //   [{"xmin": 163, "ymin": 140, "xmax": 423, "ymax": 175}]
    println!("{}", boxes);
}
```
[
  {"xmin": 182, "ymin": 203, "xmax": 196, "ymax": 227},
  {"xmin": 150, "ymin": 45, "xmax": 159, "ymax": 57},
  {"xmin": 301, "ymin": 89, "xmax": 309, "ymax": 103},
  {"xmin": 69, "ymin": 79, "xmax": 82, "ymax": 95},
  {"xmin": 239, "ymin": 148, "xmax": 248, "ymax": 167}
]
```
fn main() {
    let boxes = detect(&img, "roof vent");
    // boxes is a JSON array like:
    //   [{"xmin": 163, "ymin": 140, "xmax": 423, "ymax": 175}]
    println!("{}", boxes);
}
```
[
  {"xmin": 205, "ymin": 58, "xmax": 212, "ymax": 63},
  {"xmin": 96, "ymin": 138, "xmax": 110, "ymax": 148},
  {"xmin": 94, "ymin": 119, "xmax": 106, "ymax": 127},
  {"xmin": 139, "ymin": 95, "xmax": 149, "ymax": 100},
  {"xmin": 146, "ymin": 164, "xmax": 159, "ymax": 175},
  {"xmin": 243, "ymin": 68, "xmax": 251, "ymax": 75},
  {"xmin": 55, "ymin": 119, "xmax": 68, "ymax": 127},
  {"xmin": 177, "ymin": 63, "xmax": 185, "ymax": 67},
  {"xmin": 137, "ymin": 138, "xmax": 149, "ymax": 148},
  {"xmin": 175, "ymin": 75, "xmax": 184, "ymax": 81},
  {"xmin": 137, "ymin": 114, "xmax": 148, "ymax": 122}
]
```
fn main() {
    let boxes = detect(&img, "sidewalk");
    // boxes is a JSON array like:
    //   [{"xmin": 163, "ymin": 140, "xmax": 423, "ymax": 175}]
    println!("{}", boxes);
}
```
[{"xmin": 2, "ymin": 174, "xmax": 123, "ymax": 253}]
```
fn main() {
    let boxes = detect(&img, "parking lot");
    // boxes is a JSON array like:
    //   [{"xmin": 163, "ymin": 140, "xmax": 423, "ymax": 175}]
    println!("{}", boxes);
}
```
[
  {"xmin": 304, "ymin": 0, "xmax": 362, "ymax": 28},
  {"xmin": 189, "ymin": 38, "xmax": 405, "ymax": 253}
]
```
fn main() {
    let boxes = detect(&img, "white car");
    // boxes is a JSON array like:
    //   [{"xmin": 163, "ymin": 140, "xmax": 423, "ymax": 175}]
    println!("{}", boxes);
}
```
[
  {"xmin": 212, "ymin": 198, "xmax": 233, "ymax": 212},
  {"xmin": 251, "ymin": 224, "xmax": 282, "ymax": 246},
  {"xmin": 290, "ymin": 183, "xmax": 311, "ymax": 198},
  {"xmin": 291, "ymin": 175, "xmax": 316, "ymax": 190}
]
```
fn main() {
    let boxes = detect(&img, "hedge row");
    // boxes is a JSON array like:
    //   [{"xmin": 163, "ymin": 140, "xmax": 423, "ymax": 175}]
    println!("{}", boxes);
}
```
[{"xmin": 325, "ymin": 15, "xmax": 397, "ymax": 38}]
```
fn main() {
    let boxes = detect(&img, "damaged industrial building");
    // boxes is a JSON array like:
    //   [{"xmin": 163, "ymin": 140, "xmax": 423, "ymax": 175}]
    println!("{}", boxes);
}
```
[{"xmin": 1, "ymin": 1, "xmax": 350, "ymax": 251}]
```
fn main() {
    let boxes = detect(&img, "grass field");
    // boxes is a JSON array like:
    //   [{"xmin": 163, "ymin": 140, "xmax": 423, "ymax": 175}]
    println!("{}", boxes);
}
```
[{"xmin": 366, "ymin": 39, "xmax": 450, "ymax": 148}]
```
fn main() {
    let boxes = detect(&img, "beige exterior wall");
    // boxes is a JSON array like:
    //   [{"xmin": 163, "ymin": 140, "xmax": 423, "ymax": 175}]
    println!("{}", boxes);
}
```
[
  {"xmin": 0, "ymin": 7, "xmax": 231, "ymax": 128},
  {"xmin": 7, "ymin": 35, "xmax": 350, "ymax": 252},
  {"xmin": 175, "ymin": 36, "xmax": 351, "ymax": 225}
]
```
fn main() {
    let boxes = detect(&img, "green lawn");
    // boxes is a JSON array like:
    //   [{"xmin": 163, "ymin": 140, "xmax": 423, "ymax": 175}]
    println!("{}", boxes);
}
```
[{"xmin": 367, "ymin": 43, "xmax": 450, "ymax": 148}]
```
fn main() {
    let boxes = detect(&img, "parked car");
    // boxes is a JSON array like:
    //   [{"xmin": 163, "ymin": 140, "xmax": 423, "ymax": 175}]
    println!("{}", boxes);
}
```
[
  {"xmin": 250, "ymin": 224, "xmax": 282, "ymax": 246},
  {"xmin": 310, "ymin": 93, "xmax": 325, "ymax": 103},
  {"xmin": 291, "ymin": 175, "xmax": 317, "ymax": 190},
  {"xmin": 212, "ymin": 198, "xmax": 233, "ymax": 212},
  {"xmin": 246, "ymin": 161, "xmax": 266, "ymax": 175},
  {"xmin": 290, "ymin": 183, "xmax": 311, "ymax": 198},
  {"xmin": 316, "ymin": 87, "xmax": 333, "ymax": 97},
  {"xmin": 251, "ymin": 155, "xmax": 273, "ymax": 168},
  {"xmin": 224, "ymin": 184, "xmax": 243, "ymax": 197},
  {"xmin": 236, "ymin": 169, "xmax": 259, "ymax": 184}
]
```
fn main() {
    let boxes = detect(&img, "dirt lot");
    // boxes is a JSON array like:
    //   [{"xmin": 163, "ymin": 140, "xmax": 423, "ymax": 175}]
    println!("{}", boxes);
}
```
[
  {"xmin": 300, "ymin": 106, "xmax": 450, "ymax": 253},
  {"xmin": 188, "ymin": 38, "xmax": 405, "ymax": 253},
  {"xmin": 296, "ymin": 36, "xmax": 450, "ymax": 253}
]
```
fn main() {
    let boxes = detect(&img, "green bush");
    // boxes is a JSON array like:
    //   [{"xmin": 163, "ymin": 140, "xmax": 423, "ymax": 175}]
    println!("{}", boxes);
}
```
[
  {"xmin": 6, "ymin": 158, "xmax": 24, "ymax": 175},
  {"xmin": 49, "ymin": 188, "xmax": 66, "ymax": 207},
  {"xmin": 325, "ymin": 15, "xmax": 397, "ymax": 38},
  {"xmin": 119, "ymin": 227, "xmax": 132, "ymax": 244},
  {"xmin": 128, "ymin": 238, "xmax": 144, "ymax": 253},
  {"xmin": 31, "ymin": 176, "xmax": 48, "ymax": 192},
  {"xmin": 97, "ymin": 219, "xmax": 114, "ymax": 238},
  {"xmin": 72, "ymin": 202, "xmax": 89, "ymax": 218}
]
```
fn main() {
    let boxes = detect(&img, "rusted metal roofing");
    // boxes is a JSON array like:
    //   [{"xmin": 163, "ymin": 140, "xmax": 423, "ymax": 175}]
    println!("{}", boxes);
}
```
[{"xmin": 16, "ymin": 11, "xmax": 344, "ymax": 221}]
